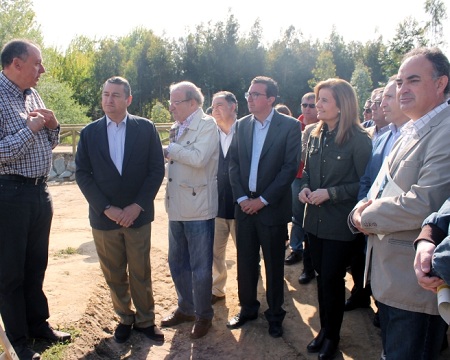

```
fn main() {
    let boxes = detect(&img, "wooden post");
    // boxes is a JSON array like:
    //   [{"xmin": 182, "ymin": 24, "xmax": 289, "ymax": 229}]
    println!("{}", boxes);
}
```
[{"xmin": 0, "ymin": 323, "xmax": 18, "ymax": 360}]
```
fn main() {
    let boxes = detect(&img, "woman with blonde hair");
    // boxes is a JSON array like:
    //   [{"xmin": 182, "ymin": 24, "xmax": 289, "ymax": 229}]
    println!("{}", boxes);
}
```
[{"xmin": 299, "ymin": 78, "xmax": 372, "ymax": 359}]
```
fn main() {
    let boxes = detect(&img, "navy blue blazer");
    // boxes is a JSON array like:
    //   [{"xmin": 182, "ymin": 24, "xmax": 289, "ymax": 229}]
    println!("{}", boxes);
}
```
[
  {"xmin": 75, "ymin": 115, "xmax": 165, "ymax": 230},
  {"xmin": 357, "ymin": 130, "xmax": 392, "ymax": 201},
  {"xmin": 229, "ymin": 111, "xmax": 301, "ymax": 226}
]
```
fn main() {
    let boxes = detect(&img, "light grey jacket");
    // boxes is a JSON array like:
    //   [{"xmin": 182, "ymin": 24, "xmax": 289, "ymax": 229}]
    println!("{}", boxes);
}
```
[
  {"xmin": 165, "ymin": 110, "xmax": 219, "ymax": 221},
  {"xmin": 360, "ymin": 105, "xmax": 450, "ymax": 315}
]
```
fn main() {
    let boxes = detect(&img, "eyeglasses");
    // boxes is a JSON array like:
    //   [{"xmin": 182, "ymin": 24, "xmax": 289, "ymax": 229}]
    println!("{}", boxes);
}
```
[
  {"xmin": 301, "ymin": 103, "xmax": 316, "ymax": 109},
  {"xmin": 168, "ymin": 99, "xmax": 190, "ymax": 106},
  {"xmin": 245, "ymin": 92, "xmax": 267, "ymax": 100},
  {"xmin": 363, "ymin": 108, "xmax": 372, "ymax": 114}
]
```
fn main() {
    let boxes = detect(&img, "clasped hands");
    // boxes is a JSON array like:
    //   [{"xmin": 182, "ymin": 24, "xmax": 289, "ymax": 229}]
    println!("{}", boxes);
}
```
[
  {"xmin": 104, "ymin": 203, "xmax": 142, "ymax": 228},
  {"xmin": 240, "ymin": 198, "xmax": 265, "ymax": 215},
  {"xmin": 298, "ymin": 188, "xmax": 330, "ymax": 206},
  {"xmin": 27, "ymin": 108, "xmax": 59, "ymax": 134}
]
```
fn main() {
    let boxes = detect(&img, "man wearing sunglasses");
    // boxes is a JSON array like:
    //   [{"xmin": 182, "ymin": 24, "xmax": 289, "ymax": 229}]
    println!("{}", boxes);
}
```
[
  {"xmin": 286, "ymin": 93, "xmax": 318, "ymax": 286},
  {"xmin": 362, "ymin": 98, "xmax": 374, "ymax": 127}
]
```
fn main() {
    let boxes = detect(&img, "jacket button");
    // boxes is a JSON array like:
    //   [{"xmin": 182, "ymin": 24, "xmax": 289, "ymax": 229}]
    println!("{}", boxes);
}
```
[
  {"xmin": 170, "ymin": 160, "xmax": 174, "ymax": 164},
  {"xmin": 169, "ymin": 178, "xmax": 172, "ymax": 182}
]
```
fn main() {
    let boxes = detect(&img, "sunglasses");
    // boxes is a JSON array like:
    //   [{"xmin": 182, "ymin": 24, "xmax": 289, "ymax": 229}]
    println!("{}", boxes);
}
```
[
  {"xmin": 364, "ymin": 108, "xmax": 372, "ymax": 113},
  {"xmin": 301, "ymin": 103, "xmax": 316, "ymax": 109}
]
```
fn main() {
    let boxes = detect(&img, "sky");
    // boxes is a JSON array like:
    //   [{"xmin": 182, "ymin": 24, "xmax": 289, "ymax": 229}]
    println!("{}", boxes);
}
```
[{"xmin": 33, "ymin": 0, "xmax": 449, "ymax": 53}]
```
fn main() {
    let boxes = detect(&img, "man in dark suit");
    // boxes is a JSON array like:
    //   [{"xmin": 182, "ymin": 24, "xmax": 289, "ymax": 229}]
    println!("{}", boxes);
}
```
[
  {"xmin": 76, "ymin": 76, "xmax": 165, "ymax": 344},
  {"xmin": 226, "ymin": 76, "xmax": 301, "ymax": 338}
]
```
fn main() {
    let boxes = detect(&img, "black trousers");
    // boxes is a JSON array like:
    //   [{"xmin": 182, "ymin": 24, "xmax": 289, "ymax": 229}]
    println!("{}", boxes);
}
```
[
  {"xmin": 235, "ymin": 213, "xmax": 287, "ymax": 323},
  {"xmin": 0, "ymin": 180, "xmax": 52, "ymax": 346},
  {"xmin": 308, "ymin": 233, "xmax": 355, "ymax": 341},
  {"xmin": 348, "ymin": 233, "xmax": 371, "ymax": 301}
]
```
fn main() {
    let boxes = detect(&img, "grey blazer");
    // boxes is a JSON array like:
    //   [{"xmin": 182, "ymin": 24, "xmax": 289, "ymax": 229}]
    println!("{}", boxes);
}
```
[{"xmin": 360, "ymin": 105, "xmax": 450, "ymax": 315}]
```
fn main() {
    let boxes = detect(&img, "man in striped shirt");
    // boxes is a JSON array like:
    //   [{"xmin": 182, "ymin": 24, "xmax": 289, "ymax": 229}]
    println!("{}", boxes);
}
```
[{"xmin": 0, "ymin": 39, "xmax": 70, "ymax": 360}]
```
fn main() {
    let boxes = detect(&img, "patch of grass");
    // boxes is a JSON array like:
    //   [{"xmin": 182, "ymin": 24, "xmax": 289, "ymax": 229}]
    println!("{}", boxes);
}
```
[
  {"xmin": 40, "ymin": 327, "xmax": 81, "ymax": 360},
  {"xmin": 1, "ymin": 327, "xmax": 81, "ymax": 359},
  {"xmin": 54, "ymin": 247, "xmax": 79, "ymax": 258}
]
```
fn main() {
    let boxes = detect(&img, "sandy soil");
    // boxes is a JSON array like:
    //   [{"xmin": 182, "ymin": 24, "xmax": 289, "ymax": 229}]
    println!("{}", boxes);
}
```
[{"xmin": 12, "ymin": 181, "xmax": 450, "ymax": 359}]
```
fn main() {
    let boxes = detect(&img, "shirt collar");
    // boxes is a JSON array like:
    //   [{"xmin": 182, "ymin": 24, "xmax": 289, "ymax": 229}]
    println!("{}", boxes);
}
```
[
  {"xmin": 0, "ymin": 71, "xmax": 24, "ymax": 98},
  {"xmin": 106, "ymin": 113, "xmax": 128, "ymax": 126},
  {"xmin": 252, "ymin": 108, "xmax": 275, "ymax": 126}
]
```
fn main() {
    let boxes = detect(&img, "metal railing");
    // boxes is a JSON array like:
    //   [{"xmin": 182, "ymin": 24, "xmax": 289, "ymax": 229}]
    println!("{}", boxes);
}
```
[{"xmin": 58, "ymin": 123, "xmax": 172, "ymax": 156}]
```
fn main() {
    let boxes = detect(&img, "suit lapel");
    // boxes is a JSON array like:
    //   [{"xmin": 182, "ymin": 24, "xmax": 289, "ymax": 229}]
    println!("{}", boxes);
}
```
[
  {"xmin": 243, "ymin": 117, "xmax": 254, "ymax": 160},
  {"xmin": 95, "ymin": 117, "xmax": 117, "ymax": 170},
  {"xmin": 259, "ymin": 113, "xmax": 280, "ymax": 160},
  {"xmin": 122, "ymin": 116, "xmax": 139, "ymax": 173}
]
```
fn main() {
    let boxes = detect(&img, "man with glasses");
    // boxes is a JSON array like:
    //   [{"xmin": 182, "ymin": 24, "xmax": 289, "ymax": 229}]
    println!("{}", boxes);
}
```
[
  {"xmin": 286, "ymin": 93, "xmax": 318, "ymax": 285},
  {"xmin": 367, "ymin": 88, "xmax": 390, "ymax": 142},
  {"xmin": 227, "ymin": 76, "xmax": 301, "ymax": 338},
  {"xmin": 362, "ymin": 98, "xmax": 374, "ymax": 127},
  {"xmin": 161, "ymin": 81, "xmax": 219, "ymax": 340}
]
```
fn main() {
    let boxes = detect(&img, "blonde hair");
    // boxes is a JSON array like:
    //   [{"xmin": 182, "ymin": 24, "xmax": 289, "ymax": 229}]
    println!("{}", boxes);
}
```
[{"xmin": 311, "ymin": 78, "xmax": 361, "ymax": 145}]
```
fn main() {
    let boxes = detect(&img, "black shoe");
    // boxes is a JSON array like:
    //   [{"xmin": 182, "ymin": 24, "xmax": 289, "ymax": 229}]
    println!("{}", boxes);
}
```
[
  {"xmin": 211, "ymin": 294, "xmax": 225, "ymax": 305},
  {"xmin": 284, "ymin": 250, "xmax": 303, "ymax": 265},
  {"xmin": 268, "ymin": 321, "xmax": 283, "ymax": 338},
  {"xmin": 373, "ymin": 310, "xmax": 380, "ymax": 328},
  {"xmin": 29, "ymin": 323, "xmax": 71, "ymax": 343},
  {"xmin": 114, "ymin": 323, "xmax": 132, "ymax": 343},
  {"xmin": 14, "ymin": 344, "xmax": 41, "ymax": 360},
  {"xmin": 344, "ymin": 297, "xmax": 371, "ymax": 311},
  {"xmin": 318, "ymin": 338, "xmax": 339, "ymax": 360},
  {"xmin": 134, "ymin": 325, "xmax": 164, "ymax": 342},
  {"xmin": 226, "ymin": 313, "xmax": 258, "ymax": 329},
  {"xmin": 307, "ymin": 329, "xmax": 325, "ymax": 353},
  {"xmin": 298, "ymin": 270, "xmax": 315, "ymax": 284}
]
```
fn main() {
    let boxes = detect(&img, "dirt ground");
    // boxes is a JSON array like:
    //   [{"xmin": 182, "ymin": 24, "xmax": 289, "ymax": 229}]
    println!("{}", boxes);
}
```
[{"xmin": 11, "ymin": 180, "xmax": 450, "ymax": 359}]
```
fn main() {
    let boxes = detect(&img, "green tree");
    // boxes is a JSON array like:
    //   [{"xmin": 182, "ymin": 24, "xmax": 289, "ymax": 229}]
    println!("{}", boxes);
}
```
[
  {"xmin": 37, "ymin": 75, "xmax": 90, "ymax": 124},
  {"xmin": 384, "ymin": 17, "xmax": 427, "ymax": 77},
  {"xmin": 350, "ymin": 62, "xmax": 373, "ymax": 120},
  {"xmin": 149, "ymin": 101, "xmax": 172, "ymax": 123},
  {"xmin": 308, "ymin": 50, "xmax": 336, "ymax": 90},
  {"xmin": 424, "ymin": 0, "xmax": 447, "ymax": 47},
  {"xmin": 0, "ymin": 0, "xmax": 42, "ymax": 46}
]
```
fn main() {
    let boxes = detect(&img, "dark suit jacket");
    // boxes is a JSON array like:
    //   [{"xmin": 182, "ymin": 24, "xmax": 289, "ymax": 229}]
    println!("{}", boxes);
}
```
[
  {"xmin": 75, "ymin": 115, "xmax": 165, "ymax": 230},
  {"xmin": 229, "ymin": 111, "xmax": 301, "ymax": 226},
  {"xmin": 217, "ymin": 146, "xmax": 234, "ymax": 219},
  {"xmin": 357, "ymin": 130, "xmax": 392, "ymax": 200}
]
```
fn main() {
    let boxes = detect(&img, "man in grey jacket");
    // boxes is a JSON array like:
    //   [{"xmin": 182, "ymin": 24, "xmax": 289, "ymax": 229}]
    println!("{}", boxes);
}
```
[
  {"xmin": 350, "ymin": 47, "xmax": 450, "ymax": 359},
  {"xmin": 161, "ymin": 81, "xmax": 219, "ymax": 340}
]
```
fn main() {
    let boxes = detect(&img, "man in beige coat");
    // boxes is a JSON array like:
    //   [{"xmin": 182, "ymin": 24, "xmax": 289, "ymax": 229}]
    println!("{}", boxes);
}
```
[
  {"xmin": 350, "ymin": 47, "xmax": 450, "ymax": 359},
  {"xmin": 161, "ymin": 81, "xmax": 219, "ymax": 340}
]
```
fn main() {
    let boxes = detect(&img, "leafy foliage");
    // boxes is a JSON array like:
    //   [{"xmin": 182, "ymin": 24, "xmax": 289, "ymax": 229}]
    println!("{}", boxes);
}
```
[{"xmin": 2, "ymin": 0, "xmax": 448, "ymax": 122}]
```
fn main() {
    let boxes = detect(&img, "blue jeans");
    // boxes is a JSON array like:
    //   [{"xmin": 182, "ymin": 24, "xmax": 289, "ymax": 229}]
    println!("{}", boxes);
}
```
[
  {"xmin": 168, "ymin": 219, "xmax": 214, "ymax": 320},
  {"xmin": 290, "ymin": 178, "xmax": 305, "ymax": 252},
  {"xmin": 378, "ymin": 302, "xmax": 447, "ymax": 360}
]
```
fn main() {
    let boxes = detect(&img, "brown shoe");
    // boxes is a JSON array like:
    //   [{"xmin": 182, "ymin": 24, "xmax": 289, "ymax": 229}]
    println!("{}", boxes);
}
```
[
  {"xmin": 161, "ymin": 309, "xmax": 195, "ymax": 327},
  {"xmin": 190, "ymin": 318, "xmax": 212, "ymax": 339}
]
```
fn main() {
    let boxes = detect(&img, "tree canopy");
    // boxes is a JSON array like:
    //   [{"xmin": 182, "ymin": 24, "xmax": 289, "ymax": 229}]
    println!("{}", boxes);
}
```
[{"xmin": 1, "ymin": 0, "xmax": 447, "ymax": 122}]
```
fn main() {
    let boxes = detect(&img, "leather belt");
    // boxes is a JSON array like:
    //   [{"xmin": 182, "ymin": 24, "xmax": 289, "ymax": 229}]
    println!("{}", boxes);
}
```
[
  {"xmin": 249, "ymin": 192, "xmax": 259, "ymax": 198},
  {"xmin": 0, "ymin": 174, "xmax": 48, "ymax": 185}
]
